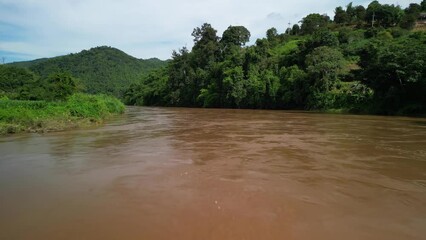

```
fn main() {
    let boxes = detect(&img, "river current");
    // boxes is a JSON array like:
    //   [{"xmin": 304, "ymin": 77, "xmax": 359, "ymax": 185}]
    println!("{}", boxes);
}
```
[{"xmin": 1, "ymin": 107, "xmax": 425, "ymax": 239}]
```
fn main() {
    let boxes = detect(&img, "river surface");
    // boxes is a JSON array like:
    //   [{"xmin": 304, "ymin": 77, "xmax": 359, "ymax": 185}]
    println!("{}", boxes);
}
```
[{"xmin": 1, "ymin": 107, "xmax": 426, "ymax": 240}]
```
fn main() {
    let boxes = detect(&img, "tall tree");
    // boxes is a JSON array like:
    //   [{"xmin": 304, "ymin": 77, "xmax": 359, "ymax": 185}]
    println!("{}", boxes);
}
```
[
  {"xmin": 191, "ymin": 23, "xmax": 220, "ymax": 68},
  {"xmin": 291, "ymin": 24, "xmax": 300, "ymax": 35},
  {"xmin": 266, "ymin": 27, "xmax": 278, "ymax": 41},
  {"xmin": 366, "ymin": 0, "xmax": 382, "ymax": 26},
  {"xmin": 306, "ymin": 46, "xmax": 345, "ymax": 91},
  {"xmin": 354, "ymin": 5, "xmax": 367, "ymax": 24},
  {"xmin": 168, "ymin": 47, "xmax": 193, "ymax": 106},
  {"xmin": 300, "ymin": 14, "xmax": 330, "ymax": 35},
  {"xmin": 46, "ymin": 72, "xmax": 78, "ymax": 101},
  {"xmin": 359, "ymin": 33, "xmax": 426, "ymax": 114},
  {"xmin": 334, "ymin": 6, "xmax": 349, "ymax": 24},
  {"xmin": 221, "ymin": 26, "xmax": 251, "ymax": 47}
]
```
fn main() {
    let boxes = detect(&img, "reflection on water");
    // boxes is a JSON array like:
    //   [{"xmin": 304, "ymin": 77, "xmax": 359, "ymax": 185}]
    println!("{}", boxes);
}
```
[{"xmin": 1, "ymin": 107, "xmax": 425, "ymax": 240}]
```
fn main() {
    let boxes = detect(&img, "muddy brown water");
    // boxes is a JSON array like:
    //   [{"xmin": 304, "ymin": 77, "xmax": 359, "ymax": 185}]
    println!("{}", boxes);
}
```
[{"xmin": 1, "ymin": 107, "xmax": 426, "ymax": 240}]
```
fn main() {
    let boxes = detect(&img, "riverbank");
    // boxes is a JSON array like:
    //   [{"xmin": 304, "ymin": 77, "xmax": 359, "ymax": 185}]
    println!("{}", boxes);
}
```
[{"xmin": 0, "ymin": 93, "xmax": 125, "ymax": 135}]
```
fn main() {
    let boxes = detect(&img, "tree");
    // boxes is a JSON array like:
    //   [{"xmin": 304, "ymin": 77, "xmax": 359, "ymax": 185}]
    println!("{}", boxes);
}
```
[
  {"xmin": 300, "ymin": 14, "xmax": 330, "ymax": 35},
  {"xmin": 334, "ymin": 6, "xmax": 349, "ymax": 24},
  {"xmin": 359, "ymin": 32, "xmax": 426, "ymax": 114},
  {"xmin": 46, "ymin": 72, "xmax": 79, "ymax": 100},
  {"xmin": 192, "ymin": 23, "xmax": 219, "ymax": 44},
  {"xmin": 380, "ymin": 4, "xmax": 404, "ymax": 27},
  {"xmin": 405, "ymin": 3, "xmax": 421, "ymax": 15},
  {"xmin": 306, "ymin": 46, "xmax": 345, "ymax": 91},
  {"xmin": 223, "ymin": 66, "xmax": 246, "ymax": 107},
  {"xmin": 422, "ymin": 0, "xmax": 426, "ymax": 11},
  {"xmin": 257, "ymin": 70, "xmax": 280, "ymax": 108},
  {"xmin": 266, "ymin": 27, "xmax": 278, "ymax": 42},
  {"xmin": 167, "ymin": 47, "xmax": 193, "ymax": 106},
  {"xmin": 245, "ymin": 65, "xmax": 266, "ymax": 108},
  {"xmin": 366, "ymin": 1, "xmax": 404, "ymax": 27},
  {"xmin": 401, "ymin": 3, "xmax": 422, "ymax": 29},
  {"xmin": 311, "ymin": 29, "xmax": 339, "ymax": 47},
  {"xmin": 400, "ymin": 14, "xmax": 418, "ymax": 29},
  {"xmin": 221, "ymin": 25, "xmax": 251, "ymax": 47},
  {"xmin": 354, "ymin": 5, "xmax": 367, "ymax": 24},
  {"xmin": 0, "ymin": 65, "xmax": 37, "ymax": 96},
  {"xmin": 291, "ymin": 24, "xmax": 300, "ymax": 35},
  {"xmin": 346, "ymin": 2, "xmax": 358, "ymax": 23},
  {"xmin": 298, "ymin": 28, "xmax": 340, "ymax": 61},
  {"xmin": 191, "ymin": 23, "xmax": 220, "ymax": 68},
  {"xmin": 366, "ymin": 1, "xmax": 382, "ymax": 26},
  {"xmin": 279, "ymin": 65, "xmax": 309, "ymax": 107}
]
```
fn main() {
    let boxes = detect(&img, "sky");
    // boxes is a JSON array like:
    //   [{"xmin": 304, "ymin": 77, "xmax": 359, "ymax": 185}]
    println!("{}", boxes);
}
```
[{"xmin": 0, "ymin": 0, "xmax": 420, "ymax": 62}]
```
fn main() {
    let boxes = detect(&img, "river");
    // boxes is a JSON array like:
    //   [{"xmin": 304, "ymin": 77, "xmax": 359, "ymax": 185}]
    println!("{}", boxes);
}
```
[{"xmin": 1, "ymin": 107, "xmax": 425, "ymax": 240}]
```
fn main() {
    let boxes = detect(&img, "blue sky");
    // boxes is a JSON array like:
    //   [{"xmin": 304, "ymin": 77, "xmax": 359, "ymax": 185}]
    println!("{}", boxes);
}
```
[{"xmin": 0, "ymin": 0, "xmax": 420, "ymax": 62}]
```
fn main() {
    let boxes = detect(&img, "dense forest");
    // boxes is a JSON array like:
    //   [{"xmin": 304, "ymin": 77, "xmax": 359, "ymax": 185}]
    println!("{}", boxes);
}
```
[
  {"xmin": 124, "ymin": 0, "xmax": 426, "ymax": 115},
  {"xmin": 6, "ymin": 46, "xmax": 166, "ymax": 97}
]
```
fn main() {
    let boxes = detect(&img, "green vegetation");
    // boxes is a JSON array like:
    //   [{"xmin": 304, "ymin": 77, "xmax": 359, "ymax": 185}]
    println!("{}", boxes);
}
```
[
  {"xmin": 8, "ymin": 46, "xmax": 166, "ymax": 97},
  {"xmin": 1, "ymin": 45, "xmax": 165, "ymax": 135},
  {"xmin": 3, "ymin": 0, "xmax": 425, "ymax": 118},
  {"xmin": 1, "ymin": 56, "xmax": 126, "ymax": 135},
  {"xmin": 0, "ymin": 94, "xmax": 124, "ymax": 135},
  {"xmin": 124, "ymin": 0, "xmax": 426, "ymax": 115}
]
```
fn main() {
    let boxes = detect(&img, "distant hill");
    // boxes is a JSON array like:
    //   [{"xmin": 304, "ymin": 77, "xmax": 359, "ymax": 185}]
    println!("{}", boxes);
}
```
[{"xmin": 8, "ymin": 46, "xmax": 167, "ymax": 96}]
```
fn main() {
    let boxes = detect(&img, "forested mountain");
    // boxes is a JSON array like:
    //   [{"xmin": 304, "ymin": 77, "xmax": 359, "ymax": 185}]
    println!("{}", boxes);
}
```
[
  {"xmin": 124, "ymin": 0, "xmax": 426, "ymax": 115},
  {"xmin": 8, "ymin": 46, "xmax": 166, "ymax": 96}
]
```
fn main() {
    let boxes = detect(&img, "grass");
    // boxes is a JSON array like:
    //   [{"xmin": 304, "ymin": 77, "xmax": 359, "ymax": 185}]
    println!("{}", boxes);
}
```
[
  {"xmin": 269, "ymin": 40, "xmax": 301, "ymax": 56},
  {"xmin": 0, "ymin": 93, "xmax": 125, "ymax": 135}
]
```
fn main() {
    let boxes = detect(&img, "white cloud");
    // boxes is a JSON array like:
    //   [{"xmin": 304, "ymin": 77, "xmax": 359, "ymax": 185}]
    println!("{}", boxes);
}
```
[{"xmin": 0, "ymin": 0, "xmax": 420, "ymax": 61}]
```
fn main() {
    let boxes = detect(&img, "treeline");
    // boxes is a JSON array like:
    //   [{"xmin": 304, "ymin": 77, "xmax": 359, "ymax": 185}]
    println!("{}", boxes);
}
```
[
  {"xmin": 0, "ymin": 64, "xmax": 82, "ymax": 101},
  {"xmin": 124, "ymin": 0, "xmax": 426, "ymax": 115}
]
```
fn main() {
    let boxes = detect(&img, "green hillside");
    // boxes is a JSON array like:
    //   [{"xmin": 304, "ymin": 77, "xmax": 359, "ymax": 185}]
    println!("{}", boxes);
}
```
[
  {"xmin": 124, "ymin": 0, "xmax": 426, "ymax": 115},
  {"xmin": 9, "ymin": 46, "xmax": 166, "ymax": 97}
]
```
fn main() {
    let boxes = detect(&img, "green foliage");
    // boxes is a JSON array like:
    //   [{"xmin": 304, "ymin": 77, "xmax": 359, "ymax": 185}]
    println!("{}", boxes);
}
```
[
  {"xmin": 223, "ymin": 66, "xmax": 246, "ymax": 107},
  {"xmin": 66, "ymin": 93, "xmax": 124, "ymax": 119},
  {"xmin": 3, "ymin": 1, "xmax": 423, "ymax": 116},
  {"xmin": 334, "ymin": 6, "xmax": 349, "ymax": 24},
  {"xmin": 269, "ymin": 40, "xmax": 300, "ymax": 56},
  {"xmin": 266, "ymin": 28, "xmax": 278, "ymax": 42},
  {"xmin": 311, "ymin": 29, "xmax": 340, "ymax": 47},
  {"xmin": 300, "ymin": 14, "xmax": 330, "ymax": 35},
  {"xmin": 291, "ymin": 24, "xmax": 301, "ymax": 35},
  {"xmin": 0, "ymin": 93, "xmax": 124, "ymax": 134},
  {"xmin": 366, "ymin": 1, "xmax": 405, "ymax": 28},
  {"xmin": 306, "ymin": 46, "xmax": 345, "ymax": 91},
  {"xmin": 9, "ymin": 46, "xmax": 166, "ymax": 97},
  {"xmin": 359, "ymin": 32, "xmax": 426, "ymax": 114},
  {"xmin": 123, "ymin": 68, "xmax": 169, "ymax": 106},
  {"xmin": 338, "ymin": 28, "xmax": 365, "ymax": 45},
  {"xmin": 221, "ymin": 26, "xmax": 251, "ymax": 47},
  {"xmin": 400, "ymin": 13, "xmax": 418, "ymax": 29},
  {"xmin": 0, "ymin": 65, "xmax": 38, "ymax": 99},
  {"xmin": 307, "ymin": 81, "xmax": 373, "ymax": 110},
  {"xmin": 278, "ymin": 65, "xmax": 309, "ymax": 107},
  {"xmin": 191, "ymin": 23, "xmax": 220, "ymax": 68},
  {"xmin": 45, "ymin": 72, "xmax": 79, "ymax": 100},
  {"xmin": 244, "ymin": 65, "xmax": 266, "ymax": 108}
]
